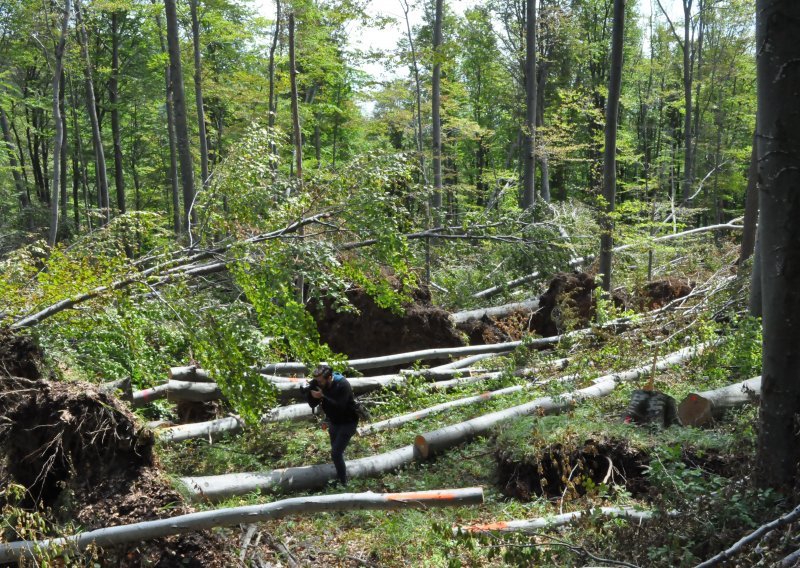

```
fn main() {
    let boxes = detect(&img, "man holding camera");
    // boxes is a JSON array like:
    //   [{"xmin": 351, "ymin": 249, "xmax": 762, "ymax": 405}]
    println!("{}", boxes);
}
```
[{"xmin": 304, "ymin": 364, "xmax": 359, "ymax": 486}]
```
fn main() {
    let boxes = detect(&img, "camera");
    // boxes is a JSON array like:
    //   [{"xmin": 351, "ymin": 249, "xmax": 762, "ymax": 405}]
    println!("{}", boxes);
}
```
[{"xmin": 299, "ymin": 378, "xmax": 320, "ymax": 395}]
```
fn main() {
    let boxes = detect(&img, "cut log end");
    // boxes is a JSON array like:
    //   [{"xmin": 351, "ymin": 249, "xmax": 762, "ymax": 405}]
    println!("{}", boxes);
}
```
[
  {"xmin": 678, "ymin": 393, "xmax": 714, "ymax": 427},
  {"xmin": 414, "ymin": 435, "xmax": 430, "ymax": 460}
]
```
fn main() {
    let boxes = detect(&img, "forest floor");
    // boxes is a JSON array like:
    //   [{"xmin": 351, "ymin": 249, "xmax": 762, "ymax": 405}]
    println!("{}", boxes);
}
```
[{"xmin": 0, "ymin": 242, "xmax": 795, "ymax": 567}]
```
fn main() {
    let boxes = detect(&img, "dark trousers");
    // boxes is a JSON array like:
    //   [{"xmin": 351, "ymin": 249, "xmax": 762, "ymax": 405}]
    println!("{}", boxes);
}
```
[{"xmin": 328, "ymin": 421, "xmax": 357, "ymax": 484}]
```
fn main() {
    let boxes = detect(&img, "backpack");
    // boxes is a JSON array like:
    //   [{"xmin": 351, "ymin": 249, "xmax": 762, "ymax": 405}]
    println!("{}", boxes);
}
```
[{"xmin": 353, "ymin": 399, "xmax": 372, "ymax": 422}]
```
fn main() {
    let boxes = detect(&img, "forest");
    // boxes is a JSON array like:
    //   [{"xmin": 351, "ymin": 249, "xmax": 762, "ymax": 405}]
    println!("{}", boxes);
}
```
[{"xmin": 1, "ymin": 0, "xmax": 799, "ymax": 565}]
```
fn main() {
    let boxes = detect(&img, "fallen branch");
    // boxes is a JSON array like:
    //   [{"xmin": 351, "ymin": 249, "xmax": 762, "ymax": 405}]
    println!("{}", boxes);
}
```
[
  {"xmin": 0, "ymin": 488, "xmax": 483, "ymax": 562},
  {"xmin": 414, "ymin": 342, "xmax": 713, "ymax": 459},
  {"xmin": 678, "ymin": 377, "xmax": 761, "ymax": 427},
  {"xmin": 453, "ymin": 506, "xmax": 652, "ymax": 534},
  {"xmin": 472, "ymin": 222, "xmax": 743, "ymax": 300},
  {"xmin": 695, "ymin": 501, "xmax": 800, "ymax": 568}
]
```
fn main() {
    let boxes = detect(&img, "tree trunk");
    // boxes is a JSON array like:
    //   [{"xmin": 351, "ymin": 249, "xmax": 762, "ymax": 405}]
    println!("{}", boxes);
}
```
[
  {"xmin": 109, "ymin": 11, "xmax": 126, "ymax": 213},
  {"xmin": 59, "ymin": 73, "xmax": 68, "ymax": 228},
  {"xmin": 401, "ymin": 0, "xmax": 426, "ymax": 184},
  {"xmin": 739, "ymin": 129, "xmax": 758, "ymax": 265},
  {"xmin": 0, "ymin": 489, "xmax": 483, "ymax": 562},
  {"xmin": 451, "ymin": 299, "xmax": 540, "ymax": 324},
  {"xmin": 288, "ymin": 12, "xmax": 302, "ymax": 185},
  {"xmin": 681, "ymin": 0, "xmax": 694, "ymax": 204},
  {"xmin": 164, "ymin": 0, "xmax": 196, "ymax": 235},
  {"xmin": 267, "ymin": 0, "xmax": 280, "ymax": 163},
  {"xmin": 454, "ymin": 507, "xmax": 653, "ymax": 534},
  {"xmin": 0, "ymin": 107, "xmax": 31, "ymax": 226},
  {"xmin": 678, "ymin": 376, "xmax": 761, "ymax": 427},
  {"xmin": 153, "ymin": 4, "xmax": 182, "ymax": 234},
  {"xmin": 599, "ymin": 0, "xmax": 625, "ymax": 292},
  {"xmin": 431, "ymin": 0, "xmax": 443, "ymax": 212},
  {"xmin": 47, "ymin": 0, "xmax": 71, "ymax": 246},
  {"xmin": 755, "ymin": 0, "xmax": 800, "ymax": 492},
  {"xmin": 521, "ymin": 0, "xmax": 537, "ymax": 210},
  {"xmin": 76, "ymin": 0, "xmax": 110, "ymax": 224},
  {"xmin": 414, "ymin": 342, "xmax": 712, "ymax": 458},
  {"xmin": 131, "ymin": 380, "xmax": 222, "ymax": 407},
  {"xmin": 190, "ymin": 0, "xmax": 209, "ymax": 189}
]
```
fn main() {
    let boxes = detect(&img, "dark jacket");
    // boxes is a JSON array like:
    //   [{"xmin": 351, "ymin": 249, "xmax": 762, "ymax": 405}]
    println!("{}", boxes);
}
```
[{"xmin": 306, "ymin": 375, "xmax": 358, "ymax": 424}]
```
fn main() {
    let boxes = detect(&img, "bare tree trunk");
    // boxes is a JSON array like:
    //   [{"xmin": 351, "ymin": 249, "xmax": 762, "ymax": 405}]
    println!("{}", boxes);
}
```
[
  {"xmin": 164, "ymin": 0, "xmax": 196, "ymax": 235},
  {"xmin": 681, "ymin": 0, "xmax": 694, "ymax": 204},
  {"xmin": 401, "ymin": 0, "xmax": 426, "ymax": 183},
  {"xmin": 431, "ymin": 0, "xmax": 443, "ymax": 212},
  {"xmin": 267, "ymin": 0, "xmax": 280, "ymax": 163},
  {"xmin": 537, "ymin": 62, "xmax": 550, "ymax": 202},
  {"xmin": 739, "ymin": 129, "xmax": 758, "ymax": 265},
  {"xmin": 0, "ymin": 107, "xmax": 31, "ymax": 227},
  {"xmin": 110, "ymin": 11, "xmax": 126, "ymax": 213},
  {"xmin": 755, "ymin": 0, "xmax": 800, "ymax": 492},
  {"xmin": 678, "ymin": 376, "xmax": 761, "ymax": 427},
  {"xmin": 599, "ymin": 0, "xmax": 625, "ymax": 292},
  {"xmin": 521, "ymin": 0, "xmax": 537, "ymax": 210},
  {"xmin": 289, "ymin": 12, "xmax": 302, "ymax": 184},
  {"xmin": 76, "ymin": 0, "xmax": 111, "ymax": 224},
  {"xmin": 59, "ymin": 72, "xmax": 68, "ymax": 228},
  {"xmin": 48, "ymin": 0, "xmax": 71, "ymax": 246},
  {"xmin": 190, "ymin": 0, "xmax": 209, "ymax": 189},
  {"xmin": 153, "ymin": 4, "xmax": 181, "ymax": 234}
]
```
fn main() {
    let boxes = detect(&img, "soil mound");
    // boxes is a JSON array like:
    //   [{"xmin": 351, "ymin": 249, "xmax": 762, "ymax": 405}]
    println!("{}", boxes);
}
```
[
  {"xmin": 530, "ymin": 272, "xmax": 599, "ymax": 337},
  {"xmin": 496, "ymin": 438, "xmax": 649, "ymax": 501},
  {"xmin": 0, "ymin": 329, "xmax": 44, "ymax": 380},
  {"xmin": 456, "ymin": 314, "xmax": 513, "ymax": 345},
  {"xmin": 640, "ymin": 278, "xmax": 693, "ymax": 309},
  {"xmin": 313, "ymin": 286, "xmax": 464, "ymax": 366}
]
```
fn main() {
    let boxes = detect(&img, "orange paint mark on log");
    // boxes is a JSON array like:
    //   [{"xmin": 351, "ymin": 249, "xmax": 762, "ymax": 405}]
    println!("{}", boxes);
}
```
[
  {"xmin": 690, "ymin": 394, "xmax": 698, "ymax": 401},
  {"xmin": 480, "ymin": 392, "xmax": 490, "ymax": 400},
  {"xmin": 387, "ymin": 491, "xmax": 457, "ymax": 501},
  {"xmin": 459, "ymin": 522, "xmax": 509, "ymax": 532}
]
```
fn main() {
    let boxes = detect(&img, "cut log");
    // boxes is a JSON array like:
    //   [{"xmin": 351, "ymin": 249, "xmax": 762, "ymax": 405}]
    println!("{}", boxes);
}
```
[
  {"xmin": 259, "ymin": 335, "xmax": 566, "ymax": 375},
  {"xmin": 678, "ymin": 377, "xmax": 761, "ymax": 427},
  {"xmin": 132, "ymin": 380, "xmax": 222, "ymax": 407},
  {"xmin": 414, "ymin": 342, "xmax": 713, "ymax": 459},
  {"xmin": 450, "ymin": 299, "xmax": 540, "ymax": 324},
  {"xmin": 181, "ymin": 445, "xmax": 418, "ymax": 501},
  {"xmin": 358, "ymin": 384, "xmax": 526, "ymax": 435},
  {"xmin": 99, "ymin": 377, "xmax": 133, "ymax": 402},
  {"xmin": 158, "ymin": 404, "xmax": 315, "ymax": 443},
  {"xmin": 0, "ymin": 488, "xmax": 483, "ymax": 563},
  {"xmin": 453, "ymin": 506, "xmax": 652, "ymax": 534},
  {"xmin": 169, "ymin": 366, "xmax": 212, "ymax": 382}
]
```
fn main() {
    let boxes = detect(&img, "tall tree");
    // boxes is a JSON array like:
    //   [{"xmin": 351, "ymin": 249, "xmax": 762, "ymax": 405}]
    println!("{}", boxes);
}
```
[
  {"xmin": 48, "ymin": 0, "xmax": 72, "ymax": 245},
  {"xmin": 431, "ymin": 0, "xmax": 443, "ymax": 212},
  {"xmin": 267, "ymin": 0, "xmax": 280, "ymax": 164},
  {"xmin": 164, "ymin": 0, "xmax": 196, "ymax": 234},
  {"xmin": 76, "ymin": 0, "xmax": 111, "ymax": 223},
  {"xmin": 190, "ymin": 0, "xmax": 210, "ymax": 189},
  {"xmin": 521, "ymin": 0, "xmax": 537, "ymax": 210},
  {"xmin": 289, "ymin": 11, "xmax": 302, "ymax": 184},
  {"xmin": 599, "ymin": 0, "xmax": 625, "ymax": 292},
  {"xmin": 1, "ymin": 106, "xmax": 31, "ymax": 227},
  {"xmin": 755, "ymin": 0, "xmax": 800, "ymax": 492},
  {"xmin": 109, "ymin": 11, "xmax": 126, "ymax": 213}
]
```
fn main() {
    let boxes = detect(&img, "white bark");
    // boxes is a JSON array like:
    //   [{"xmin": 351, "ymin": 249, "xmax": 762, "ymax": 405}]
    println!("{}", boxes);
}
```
[
  {"xmin": 181, "ymin": 445, "xmax": 419, "ymax": 501},
  {"xmin": 429, "ymin": 353, "xmax": 499, "ymax": 371},
  {"xmin": 358, "ymin": 384, "xmax": 527, "ymax": 435},
  {"xmin": 453, "ymin": 506, "xmax": 652, "ymax": 534},
  {"xmin": 678, "ymin": 377, "xmax": 761, "ymax": 426},
  {"xmin": 414, "ymin": 342, "xmax": 713, "ymax": 458},
  {"xmin": 132, "ymin": 380, "xmax": 221, "ymax": 407},
  {"xmin": 169, "ymin": 366, "xmax": 212, "ymax": 382},
  {"xmin": 472, "ymin": 222, "xmax": 743, "ymax": 300},
  {"xmin": 451, "ymin": 299, "xmax": 540, "ymax": 324},
  {"xmin": 0, "ymin": 488, "xmax": 483, "ymax": 562}
]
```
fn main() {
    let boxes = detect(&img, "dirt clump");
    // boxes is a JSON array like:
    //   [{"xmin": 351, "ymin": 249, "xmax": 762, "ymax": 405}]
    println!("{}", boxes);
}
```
[
  {"xmin": 312, "ymin": 286, "xmax": 464, "ymax": 370},
  {"xmin": 0, "ymin": 329, "xmax": 44, "ymax": 380},
  {"xmin": 639, "ymin": 278, "xmax": 693, "ymax": 309},
  {"xmin": 529, "ymin": 272, "xmax": 600, "ymax": 337},
  {"xmin": 456, "ymin": 314, "xmax": 513, "ymax": 345},
  {"xmin": 496, "ymin": 438, "xmax": 649, "ymax": 501},
  {"xmin": 0, "ymin": 367, "xmax": 234, "ymax": 565}
]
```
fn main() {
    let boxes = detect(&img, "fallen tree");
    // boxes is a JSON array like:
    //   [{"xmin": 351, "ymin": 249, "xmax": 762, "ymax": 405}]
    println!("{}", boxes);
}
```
[
  {"xmin": 0, "ymin": 488, "xmax": 483, "ymax": 563},
  {"xmin": 678, "ymin": 377, "xmax": 761, "ymax": 427},
  {"xmin": 472, "ymin": 222, "xmax": 743, "ymax": 300},
  {"xmin": 450, "ymin": 299, "xmax": 540, "ymax": 324},
  {"xmin": 453, "ymin": 506, "xmax": 652, "ymax": 534},
  {"xmin": 414, "ymin": 342, "xmax": 714, "ymax": 459},
  {"xmin": 132, "ymin": 380, "xmax": 222, "ymax": 407},
  {"xmin": 169, "ymin": 366, "xmax": 212, "ymax": 382}
]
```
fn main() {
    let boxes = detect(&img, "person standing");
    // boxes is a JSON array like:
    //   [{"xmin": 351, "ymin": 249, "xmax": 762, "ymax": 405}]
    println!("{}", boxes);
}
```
[{"xmin": 305, "ymin": 364, "xmax": 359, "ymax": 485}]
